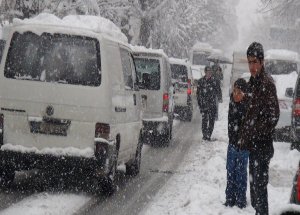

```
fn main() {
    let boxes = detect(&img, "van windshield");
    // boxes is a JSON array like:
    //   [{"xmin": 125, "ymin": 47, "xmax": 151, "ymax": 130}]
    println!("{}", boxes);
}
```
[
  {"xmin": 4, "ymin": 32, "xmax": 101, "ymax": 86},
  {"xmin": 171, "ymin": 64, "xmax": 188, "ymax": 82},
  {"xmin": 265, "ymin": 60, "xmax": 297, "ymax": 75},
  {"xmin": 192, "ymin": 52, "xmax": 210, "ymax": 65},
  {"xmin": 134, "ymin": 57, "xmax": 160, "ymax": 90}
]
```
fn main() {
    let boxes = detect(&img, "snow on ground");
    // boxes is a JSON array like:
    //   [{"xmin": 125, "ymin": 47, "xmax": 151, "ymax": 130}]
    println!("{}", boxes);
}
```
[
  {"xmin": 141, "ymin": 66, "xmax": 300, "ymax": 215},
  {"xmin": 0, "ymin": 193, "xmax": 90, "ymax": 215},
  {"xmin": 141, "ymin": 96, "xmax": 300, "ymax": 215}
]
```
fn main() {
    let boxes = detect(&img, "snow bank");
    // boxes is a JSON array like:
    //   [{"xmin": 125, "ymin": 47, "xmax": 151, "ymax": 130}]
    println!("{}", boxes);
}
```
[
  {"xmin": 13, "ymin": 13, "xmax": 128, "ymax": 43},
  {"xmin": 265, "ymin": 49, "xmax": 299, "ymax": 62},
  {"xmin": 1, "ymin": 143, "xmax": 94, "ymax": 158}
]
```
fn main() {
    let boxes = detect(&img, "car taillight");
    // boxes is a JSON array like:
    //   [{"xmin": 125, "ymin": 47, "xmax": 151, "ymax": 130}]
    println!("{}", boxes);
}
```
[
  {"xmin": 163, "ymin": 93, "xmax": 169, "ymax": 112},
  {"xmin": 187, "ymin": 79, "xmax": 192, "ymax": 95},
  {"xmin": 294, "ymin": 99, "xmax": 300, "ymax": 116},
  {"xmin": 297, "ymin": 170, "xmax": 300, "ymax": 201},
  {"xmin": 95, "ymin": 123, "xmax": 110, "ymax": 139}
]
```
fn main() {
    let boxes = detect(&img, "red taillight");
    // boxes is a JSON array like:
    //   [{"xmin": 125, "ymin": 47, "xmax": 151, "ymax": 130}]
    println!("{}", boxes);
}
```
[
  {"xmin": 187, "ymin": 79, "xmax": 192, "ymax": 95},
  {"xmin": 95, "ymin": 123, "xmax": 110, "ymax": 139},
  {"xmin": 163, "ymin": 93, "xmax": 169, "ymax": 112},
  {"xmin": 294, "ymin": 99, "xmax": 300, "ymax": 116},
  {"xmin": 297, "ymin": 170, "xmax": 300, "ymax": 201}
]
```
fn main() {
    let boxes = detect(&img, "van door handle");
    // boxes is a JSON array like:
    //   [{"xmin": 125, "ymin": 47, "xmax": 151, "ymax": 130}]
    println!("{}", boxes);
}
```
[{"xmin": 133, "ymin": 94, "xmax": 137, "ymax": 106}]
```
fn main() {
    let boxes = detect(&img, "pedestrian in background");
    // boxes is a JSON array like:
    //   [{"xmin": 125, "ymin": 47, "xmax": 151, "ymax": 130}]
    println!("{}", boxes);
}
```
[
  {"xmin": 240, "ymin": 42, "xmax": 279, "ymax": 215},
  {"xmin": 225, "ymin": 78, "xmax": 249, "ymax": 209},
  {"xmin": 196, "ymin": 66, "xmax": 222, "ymax": 141}
]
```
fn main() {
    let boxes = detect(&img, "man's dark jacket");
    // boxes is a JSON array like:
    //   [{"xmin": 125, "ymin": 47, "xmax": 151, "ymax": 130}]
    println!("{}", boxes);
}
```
[
  {"xmin": 196, "ymin": 76, "xmax": 222, "ymax": 112},
  {"xmin": 240, "ymin": 68, "xmax": 280, "ymax": 152},
  {"xmin": 228, "ymin": 94, "xmax": 247, "ymax": 149}
]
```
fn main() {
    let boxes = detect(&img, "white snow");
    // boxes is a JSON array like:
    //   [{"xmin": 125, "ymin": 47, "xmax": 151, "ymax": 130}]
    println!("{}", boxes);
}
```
[
  {"xmin": 13, "ymin": 13, "xmax": 128, "ymax": 43},
  {"xmin": 0, "ymin": 193, "xmax": 90, "ymax": 215},
  {"xmin": 169, "ymin": 57, "xmax": 190, "ymax": 66},
  {"xmin": 265, "ymin": 49, "xmax": 299, "ymax": 62},
  {"xmin": 131, "ymin": 45, "xmax": 169, "ymax": 59},
  {"xmin": 1, "ymin": 143, "xmax": 94, "ymax": 158},
  {"xmin": 191, "ymin": 42, "xmax": 213, "ymax": 52}
]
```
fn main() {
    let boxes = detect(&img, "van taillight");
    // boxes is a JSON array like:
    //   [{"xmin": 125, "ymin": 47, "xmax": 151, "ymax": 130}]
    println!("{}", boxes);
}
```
[
  {"xmin": 163, "ymin": 93, "xmax": 169, "ymax": 112},
  {"xmin": 297, "ymin": 170, "xmax": 300, "ymax": 201},
  {"xmin": 187, "ymin": 79, "xmax": 192, "ymax": 95},
  {"xmin": 95, "ymin": 123, "xmax": 110, "ymax": 139},
  {"xmin": 294, "ymin": 99, "xmax": 300, "ymax": 116}
]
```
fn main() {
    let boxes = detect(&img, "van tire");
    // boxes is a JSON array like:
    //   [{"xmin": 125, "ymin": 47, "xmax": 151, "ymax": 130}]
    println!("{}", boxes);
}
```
[
  {"xmin": 126, "ymin": 135, "xmax": 143, "ymax": 176},
  {"xmin": 100, "ymin": 159, "xmax": 117, "ymax": 196},
  {"xmin": 0, "ymin": 168, "xmax": 15, "ymax": 188}
]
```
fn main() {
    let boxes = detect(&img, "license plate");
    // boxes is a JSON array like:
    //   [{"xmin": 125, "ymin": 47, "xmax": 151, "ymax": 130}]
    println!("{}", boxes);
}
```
[{"xmin": 30, "ymin": 120, "xmax": 70, "ymax": 136}]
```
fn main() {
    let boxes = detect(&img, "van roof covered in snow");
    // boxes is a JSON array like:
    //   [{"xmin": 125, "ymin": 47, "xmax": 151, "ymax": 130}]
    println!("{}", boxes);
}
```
[
  {"xmin": 191, "ymin": 42, "xmax": 213, "ymax": 52},
  {"xmin": 12, "ymin": 13, "xmax": 128, "ymax": 43},
  {"xmin": 131, "ymin": 45, "xmax": 169, "ymax": 59},
  {"xmin": 169, "ymin": 57, "xmax": 190, "ymax": 66},
  {"xmin": 265, "ymin": 49, "xmax": 299, "ymax": 62}
]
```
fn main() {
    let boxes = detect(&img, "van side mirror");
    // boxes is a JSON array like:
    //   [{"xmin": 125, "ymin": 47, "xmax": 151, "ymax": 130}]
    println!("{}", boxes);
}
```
[{"xmin": 285, "ymin": 87, "xmax": 294, "ymax": 98}]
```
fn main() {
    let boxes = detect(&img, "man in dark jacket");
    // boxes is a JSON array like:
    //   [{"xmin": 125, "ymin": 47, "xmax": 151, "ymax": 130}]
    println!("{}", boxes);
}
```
[
  {"xmin": 240, "ymin": 42, "xmax": 280, "ymax": 215},
  {"xmin": 197, "ymin": 66, "xmax": 222, "ymax": 141}
]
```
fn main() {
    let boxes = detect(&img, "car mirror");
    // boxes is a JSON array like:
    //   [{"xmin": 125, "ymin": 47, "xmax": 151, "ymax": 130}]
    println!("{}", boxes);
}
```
[{"xmin": 285, "ymin": 87, "xmax": 294, "ymax": 98}]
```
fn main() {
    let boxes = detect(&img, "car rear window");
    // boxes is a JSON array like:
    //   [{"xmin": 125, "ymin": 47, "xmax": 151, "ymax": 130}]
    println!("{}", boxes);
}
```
[
  {"xmin": 171, "ymin": 64, "xmax": 188, "ymax": 82},
  {"xmin": 4, "ymin": 31, "xmax": 101, "ymax": 86},
  {"xmin": 134, "ymin": 57, "xmax": 160, "ymax": 90},
  {"xmin": 265, "ymin": 60, "xmax": 297, "ymax": 75}
]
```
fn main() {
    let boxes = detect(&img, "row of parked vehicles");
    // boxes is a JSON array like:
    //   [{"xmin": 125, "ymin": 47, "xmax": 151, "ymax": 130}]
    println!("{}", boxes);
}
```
[{"xmin": 0, "ymin": 14, "xmax": 195, "ymax": 195}]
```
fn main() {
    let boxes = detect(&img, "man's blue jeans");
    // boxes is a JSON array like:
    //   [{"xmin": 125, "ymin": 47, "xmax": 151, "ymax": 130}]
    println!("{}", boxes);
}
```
[{"xmin": 225, "ymin": 144, "xmax": 249, "ymax": 206}]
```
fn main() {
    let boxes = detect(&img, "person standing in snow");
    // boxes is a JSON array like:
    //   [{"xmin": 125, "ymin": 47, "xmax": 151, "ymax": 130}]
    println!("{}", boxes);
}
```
[
  {"xmin": 225, "ymin": 78, "xmax": 249, "ymax": 209},
  {"xmin": 196, "ymin": 66, "xmax": 222, "ymax": 141},
  {"xmin": 240, "ymin": 42, "xmax": 279, "ymax": 215}
]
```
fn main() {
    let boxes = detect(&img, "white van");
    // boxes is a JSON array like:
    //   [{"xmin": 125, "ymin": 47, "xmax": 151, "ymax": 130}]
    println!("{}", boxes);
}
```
[
  {"xmin": 265, "ymin": 49, "xmax": 299, "ymax": 140},
  {"xmin": 169, "ymin": 58, "xmax": 193, "ymax": 121},
  {"xmin": 132, "ymin": 46, "xmax": 174, "ymax": 146},
  {"xmin": 0, "ymin": 14, "xmax": 143, "ymax": 194}
]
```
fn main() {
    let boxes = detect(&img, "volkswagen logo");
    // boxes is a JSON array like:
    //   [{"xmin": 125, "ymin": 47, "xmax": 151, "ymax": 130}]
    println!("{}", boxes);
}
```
[{"xmin": 46, "ymin": 105, "xmax": 54, "ymax": 116}]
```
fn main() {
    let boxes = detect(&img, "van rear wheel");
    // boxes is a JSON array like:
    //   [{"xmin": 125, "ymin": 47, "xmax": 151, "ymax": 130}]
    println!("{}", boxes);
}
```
[{"xmin": 100, "ymin": 159, "xmax": 117, "ymax": 196}]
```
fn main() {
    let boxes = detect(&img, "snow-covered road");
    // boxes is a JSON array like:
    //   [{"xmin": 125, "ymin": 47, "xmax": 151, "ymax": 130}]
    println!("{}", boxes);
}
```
[{"xmin": 141, "ymin": 97, "xmax": 300, "ymax": 215}]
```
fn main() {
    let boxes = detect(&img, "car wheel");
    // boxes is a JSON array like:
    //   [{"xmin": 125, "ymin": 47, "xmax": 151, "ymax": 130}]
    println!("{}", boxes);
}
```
[
  {"xmin": 100, "ymin": 159, "xmax": 117, "ymax": 196},
  {"xmin": 0, "ymin": 168, "xmax": 15, "ymax": 188},
  {"xmin": 126, "ymin": 135, "xmax": 143, "ymax": 177}
]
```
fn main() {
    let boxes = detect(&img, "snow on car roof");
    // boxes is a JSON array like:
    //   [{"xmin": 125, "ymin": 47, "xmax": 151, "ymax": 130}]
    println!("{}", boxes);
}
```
[
  {"xmin": 169, "ymin": 57, "xmax": 190, "ymax": 66},
  {"xmin": 265, "ymin": 49, "xmax": 299, "ymax": 62},
  {"xmin": 191, "ymin": 42, "xmax": 213, "ymax": 52},
  {"xmin": 12, "ymin": 13, "xmax": 128, "ymax": 43},
  {"xmin": 131, "ymin": 45, "xmax": 169, "ymax": 59}
]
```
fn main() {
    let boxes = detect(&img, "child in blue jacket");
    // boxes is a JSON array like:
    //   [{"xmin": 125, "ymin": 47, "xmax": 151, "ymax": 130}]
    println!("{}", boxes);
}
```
[{"xmin": 224, "ymin": 78, "xmax": 249, "ymax": 208}]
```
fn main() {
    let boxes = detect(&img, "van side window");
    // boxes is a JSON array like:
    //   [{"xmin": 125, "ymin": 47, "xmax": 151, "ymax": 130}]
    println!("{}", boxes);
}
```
[{"xmin": 120, "ymin": 48, "xmax": 134, "ymax": 90}]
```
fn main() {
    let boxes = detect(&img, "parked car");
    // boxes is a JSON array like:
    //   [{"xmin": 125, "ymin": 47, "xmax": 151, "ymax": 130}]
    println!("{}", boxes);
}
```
[
  {"xmin": 264, "ymin": 49, "xmax": 299, "ymax": 141},
  {"xmin": 280, "ymin": 160, "xmax": 300, "ymax": 215},
  {"xmin": 0, "ymin": 14, "xmax": 143, "ymax": 195},
  {"xmin": 290, "ymin": 70, "xmax": 300, "ymax": 150},
  {"xmin": 132, "ymin": 46, "xmax": 174, "ymax": 147},
  {"xmin": 169, "ymin": 58, "xmax": 193, "ymax": 121}
]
